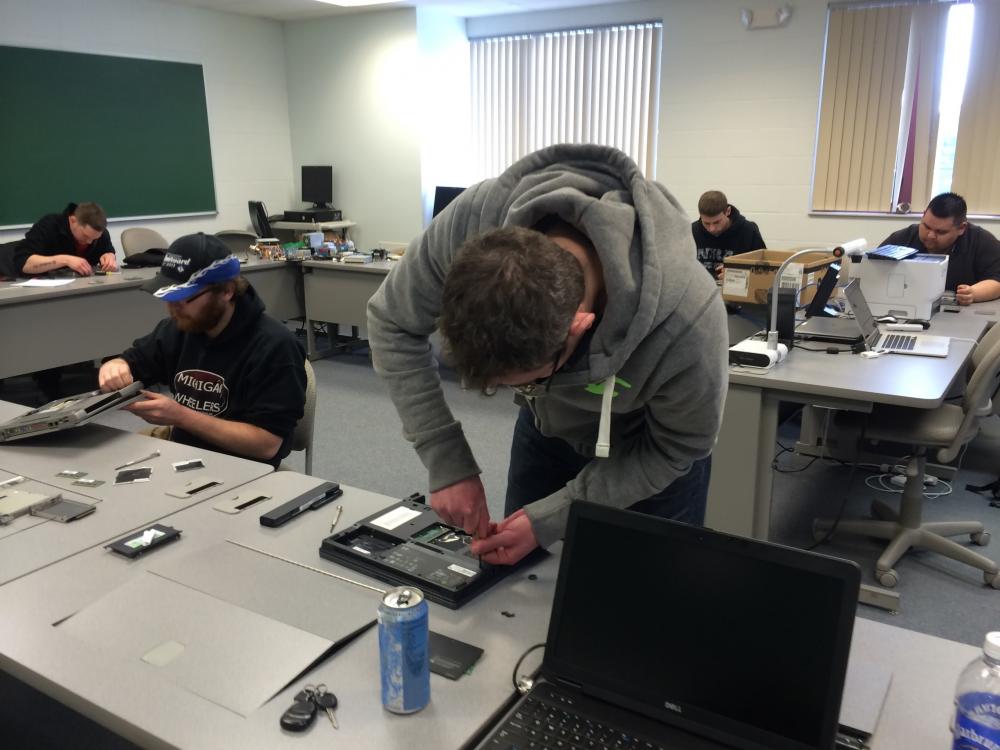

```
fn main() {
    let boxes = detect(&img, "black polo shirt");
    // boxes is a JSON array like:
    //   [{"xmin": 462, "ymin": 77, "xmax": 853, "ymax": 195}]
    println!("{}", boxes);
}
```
[{"xmin": 880, "ymin": 223, "xmax": 1000, "ymax": 290}]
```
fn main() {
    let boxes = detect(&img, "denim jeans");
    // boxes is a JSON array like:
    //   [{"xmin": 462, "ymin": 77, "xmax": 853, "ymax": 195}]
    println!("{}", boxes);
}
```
[{"xmin": 504, "ymin": 406, "xmax": 711, "ymax": 524}]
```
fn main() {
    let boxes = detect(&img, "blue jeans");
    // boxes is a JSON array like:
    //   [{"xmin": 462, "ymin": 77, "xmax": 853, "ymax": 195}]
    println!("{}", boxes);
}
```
[{"xmin": 504, "ymin": 406, "xmax": 710, "ymax": 524}]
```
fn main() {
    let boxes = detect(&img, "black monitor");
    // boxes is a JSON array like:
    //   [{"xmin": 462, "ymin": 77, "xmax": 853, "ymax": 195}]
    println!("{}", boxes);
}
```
[
  {"xmin": 432, "ymin": 186, "xmax": 465, "ymax": 218},
  {"xmin": 805, "ymin": 260, "xmax": 841, "ymax": 318},
  {"xmin": 302, "ymin": 166, "xmax": 333, "ymax": 209}
]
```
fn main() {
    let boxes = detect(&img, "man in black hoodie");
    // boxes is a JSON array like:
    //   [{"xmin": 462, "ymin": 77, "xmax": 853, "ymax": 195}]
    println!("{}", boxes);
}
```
[
  {"xmin": 14, "ymin": 202, "xmax": 118, "ymax": 276},
  {"xmin": 691, "ymin": 190, "xmax": 766, "ymax": 279},
  {"xmin": 97, "ymin": 233, "xmax": 306, "ymax": 468}
]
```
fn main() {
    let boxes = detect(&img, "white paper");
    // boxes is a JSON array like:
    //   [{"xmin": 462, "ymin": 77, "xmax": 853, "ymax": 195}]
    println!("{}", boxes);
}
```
[
  {"xmin": 779, "ymin": 262, "xmax": 804, "ymax": 290},
  {"xmin": 722, "ymin": 268, "xmax": 750, "ymax": 297},
  {"xmin": 370, "ymin": 506, "xmax": 422, "ymax": 530},
  {"xmin": 13, "ymin": 278, "xmax": 76, "ymax": 287}
]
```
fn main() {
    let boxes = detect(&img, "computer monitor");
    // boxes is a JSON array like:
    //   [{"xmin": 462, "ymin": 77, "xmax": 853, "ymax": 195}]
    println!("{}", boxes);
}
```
[
  {"xmin": 302, "ymin": 166, "xmax": 333, "ymax": 209},
  {"xmin": 432, "ymin": 186, "xmax": 465, "ymax": 218},
  {"xmin": 805, "ymin": 260, "xmax": 842, "ymax": 318}
]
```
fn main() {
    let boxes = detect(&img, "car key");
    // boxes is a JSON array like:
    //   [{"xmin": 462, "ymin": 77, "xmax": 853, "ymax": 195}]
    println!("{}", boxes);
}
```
[
  {"xmin": 280, "ymin": 696, "xmax": 317, "ymax": 732},
  {"xmin": 314, "ymin": 685, "xmax": 339, "ymax": 729}
]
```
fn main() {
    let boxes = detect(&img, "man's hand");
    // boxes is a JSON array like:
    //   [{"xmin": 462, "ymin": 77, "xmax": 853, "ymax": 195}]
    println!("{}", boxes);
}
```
[
  {"xmin": 957, "ymin": 284, "xmax": 975, "ymax": 306},
  {"xmin": 98, "ymin": 358, "xmax": 134, "ymax": 392},
  {"xmin": 99, "ymin": 252, "xmax": 118, "ymax": 272},
  {"xmin": 430, "ymin": 475, "xmax": 490, "ymax": 539},
  {"xmin": 125, "ymin": 390, "xmax": 189, "ymax": 426},
  {"xmin": 62, "ymin": 254, "xmax": 93, "ymax": 276},
  {"xmin": 470, "ymin": 509, "xmax": 539, "ymax": 566}
]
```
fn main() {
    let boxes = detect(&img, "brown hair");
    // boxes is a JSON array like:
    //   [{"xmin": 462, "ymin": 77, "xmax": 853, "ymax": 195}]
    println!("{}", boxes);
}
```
[
  {"xmin": 207, "ymin": 277, "xmax": 249, "ymax": 297},
  {"xmin": 439, "ymin": 226, "xmax": 584, "ymax": 391},
  {"xmin": 697, "ymin": 190, "xmax": 728, "ymax": 217},
  {"xmin": 74, "ymin": 202, "xmax": 107, "ymax": 232}
]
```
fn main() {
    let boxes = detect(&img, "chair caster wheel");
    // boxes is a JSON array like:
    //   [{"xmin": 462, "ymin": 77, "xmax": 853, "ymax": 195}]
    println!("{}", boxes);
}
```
[
  {"xmin": 972, "ymin": 531, "xmax": 991, "ymax": 547},
  {"xmin": 985, "ymin": 571, "xmax": 1000, "ymax": 590},
  {"xmin": 877, "ymin": 569, "xmax": 898, "ymax": 588}
]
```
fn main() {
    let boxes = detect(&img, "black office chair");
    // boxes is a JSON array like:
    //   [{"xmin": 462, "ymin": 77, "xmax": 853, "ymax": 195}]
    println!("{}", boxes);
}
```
[{"xmin": 248, "ymin": 201, "xmax": 274, "ymax": 238}]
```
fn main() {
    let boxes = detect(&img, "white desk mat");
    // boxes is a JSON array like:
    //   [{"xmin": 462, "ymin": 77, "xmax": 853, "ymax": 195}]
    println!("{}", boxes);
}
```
[
  {"xmin": 58, "ymin": 572, "xmax": 332, "ymax": 717},
  {"xmin": 146, "ymin": 541, "xmax": 379, "ymax": 645}
]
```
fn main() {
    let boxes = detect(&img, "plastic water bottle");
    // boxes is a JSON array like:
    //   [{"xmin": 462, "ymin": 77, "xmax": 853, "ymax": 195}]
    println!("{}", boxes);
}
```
[{"xmin": 952, "ymin": 632, "xmax": 1000, "ymax": 749}]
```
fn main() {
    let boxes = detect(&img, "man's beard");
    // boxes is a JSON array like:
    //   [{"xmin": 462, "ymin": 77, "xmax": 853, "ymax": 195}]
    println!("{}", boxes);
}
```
[{"xmin": 171, "ymin": 294, "xmax": 227, "ymax": 333}]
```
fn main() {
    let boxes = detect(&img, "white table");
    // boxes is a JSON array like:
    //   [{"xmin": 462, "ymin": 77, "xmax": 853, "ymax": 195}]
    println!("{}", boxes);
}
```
[{"xmin": 301, "ymin": 259, "xmax": 392, "ymax": 359}]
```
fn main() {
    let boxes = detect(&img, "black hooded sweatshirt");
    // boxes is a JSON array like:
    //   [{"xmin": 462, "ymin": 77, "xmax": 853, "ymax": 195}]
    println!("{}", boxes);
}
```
[
  {"xmin": 14, "ymin": 203, "xmax": 115, "ymax": 274},
  {"xmin": 120, "ymin": 285, "xmax": 306, "ymax": 468},
  {"xmin": 691, "ymin": 205, "xmax": 766, "ymax": 278}
]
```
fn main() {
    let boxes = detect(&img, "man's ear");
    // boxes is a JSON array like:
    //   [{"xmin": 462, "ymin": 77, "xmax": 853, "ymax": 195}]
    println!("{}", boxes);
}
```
[
  {"xmin": 957, "ymin": 221, "xmax": 968, "ymax": 237},
  {"xmin": 570, "ymin": 311, "xmax": 596, "ymax": 336},
  {"xmin": 724, "ymin": 205, "xmax": 732, "ymax": 218}
]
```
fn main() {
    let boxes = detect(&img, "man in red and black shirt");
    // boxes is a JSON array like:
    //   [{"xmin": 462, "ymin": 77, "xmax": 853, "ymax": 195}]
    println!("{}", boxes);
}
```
[{"xmin": 14, "ymin": 202, "xmax": 118, "ymax": 276}]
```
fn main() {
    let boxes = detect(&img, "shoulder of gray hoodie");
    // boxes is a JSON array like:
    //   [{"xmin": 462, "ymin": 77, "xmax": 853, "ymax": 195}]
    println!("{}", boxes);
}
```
[{"xmin": 367, "ymin": 144, "xmax": 729, "ymax": 548}]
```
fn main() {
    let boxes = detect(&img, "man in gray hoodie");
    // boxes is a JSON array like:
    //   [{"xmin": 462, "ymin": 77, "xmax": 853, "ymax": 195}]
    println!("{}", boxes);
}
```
[{"xmin": 367, "ymin": 144, "xmax": 728, "ymax": 565}]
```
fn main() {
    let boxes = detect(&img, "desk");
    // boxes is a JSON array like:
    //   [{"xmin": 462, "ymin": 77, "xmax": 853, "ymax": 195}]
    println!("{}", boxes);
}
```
[
  {"xmin": 271, "ymin": 220, "xmax": 356, "ymax": 234},
  {"xmin": 0, "ymin": 473, "xmax": 559, "ymax": 749},
  {"xmin": 0, "ymin": 260, "xmax": 303, "ymax": 380},
  {"xmin": 301, "ymin": 260, "xmax": 392, "ymax": 360},
  {"xmin": 707, "ymin": 301, "xmax": 999, "ymax": 539},
  {"xmin": 0, "ymin": 400, "xmax": 272, "ymax": 586},
  {"xmin": 0, "ymin": 470, "xmax": 980, "ymax": 748}
]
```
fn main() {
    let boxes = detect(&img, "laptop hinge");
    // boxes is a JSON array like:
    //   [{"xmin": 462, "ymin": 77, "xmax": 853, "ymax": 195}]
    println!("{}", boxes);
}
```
[{"xmin": 553, "ymin": 676, "xmax": 583, "ymax": 690}]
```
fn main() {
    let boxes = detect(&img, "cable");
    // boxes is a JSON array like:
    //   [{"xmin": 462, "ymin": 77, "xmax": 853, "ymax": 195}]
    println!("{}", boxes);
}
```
[
  {"xmin": 793, "ymin": 343, "xmax": 855, "ymax": 353},
  {"xmin": 511, "ymin": 643, "xmax": 546, "ymax": 692},
  {"xmin": 807, "ymin": 417, "xmax": 869, "ymax": 551}
]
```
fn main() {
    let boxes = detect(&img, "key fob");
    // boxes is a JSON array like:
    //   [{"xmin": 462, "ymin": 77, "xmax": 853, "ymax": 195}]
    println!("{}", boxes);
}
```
[{"xmin": 280, "ymin": 700, "xmax": 317, "ymax": 732}]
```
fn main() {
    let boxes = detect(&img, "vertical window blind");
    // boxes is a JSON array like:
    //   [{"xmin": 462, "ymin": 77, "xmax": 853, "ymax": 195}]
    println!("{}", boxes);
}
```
[
  {"xmin": 951, "ymin": 0, "xmax": 1000, "ymax": 214},
  {"xmin": 470, "ymin": 22, "xmax": 662, "ymax": 180}
]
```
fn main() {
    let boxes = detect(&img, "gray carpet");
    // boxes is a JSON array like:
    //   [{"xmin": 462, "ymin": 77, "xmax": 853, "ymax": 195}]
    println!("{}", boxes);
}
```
[{"xmin": 7, "ymin": 353, "xmax": 998, "ymax": 647}]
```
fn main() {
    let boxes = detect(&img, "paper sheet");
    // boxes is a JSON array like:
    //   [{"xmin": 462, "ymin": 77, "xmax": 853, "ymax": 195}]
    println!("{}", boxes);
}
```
[{"xmin": 13, "ymin": 278, "xmax": 76, "ymax": 287}]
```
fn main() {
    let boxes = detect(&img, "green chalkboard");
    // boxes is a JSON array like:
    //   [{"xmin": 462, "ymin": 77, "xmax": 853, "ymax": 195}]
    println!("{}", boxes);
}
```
[{"xmin": 0, "ymin": 46, "xmax": 216, "ymax": 227}]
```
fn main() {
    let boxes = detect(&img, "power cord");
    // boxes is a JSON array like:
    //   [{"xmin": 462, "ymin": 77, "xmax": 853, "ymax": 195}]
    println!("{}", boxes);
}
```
[
  {"xmin": 512, "ymin": 643, "xmax": 546, "ymax": 693},
  {"xmin": 807, "ymin": 417, "xmax": 869, "ymax": 551}
]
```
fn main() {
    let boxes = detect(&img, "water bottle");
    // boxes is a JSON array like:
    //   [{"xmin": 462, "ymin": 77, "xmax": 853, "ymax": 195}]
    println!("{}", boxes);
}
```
[{"xmin": 952, "ymin": 632, "xmax": 1000, "ymax": 749}]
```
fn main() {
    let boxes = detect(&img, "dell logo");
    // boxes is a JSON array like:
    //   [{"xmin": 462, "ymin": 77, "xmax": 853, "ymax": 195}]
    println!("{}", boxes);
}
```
[{"xmin": 663, "ymin": 701, "xmax": 683, "ymax": 713}]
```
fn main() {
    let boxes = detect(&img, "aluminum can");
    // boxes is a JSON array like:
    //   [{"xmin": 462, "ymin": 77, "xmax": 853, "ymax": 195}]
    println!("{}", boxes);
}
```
[{"xmin": 378, "ymin": 586, "xmax": 430, "ymax": 713}]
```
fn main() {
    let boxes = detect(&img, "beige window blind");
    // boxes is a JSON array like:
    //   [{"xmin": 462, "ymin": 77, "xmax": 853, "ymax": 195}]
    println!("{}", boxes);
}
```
[
  {"xmin": 951, "ymin": 0, "xmax": 1000, "ymax": 214},
  {"xmin": 470, "ymin": 23, "xmax": 662, "ymax": 180},
  {"xmin": 813, "ymin": 5, "xmax": 913, "ymax": 212}
]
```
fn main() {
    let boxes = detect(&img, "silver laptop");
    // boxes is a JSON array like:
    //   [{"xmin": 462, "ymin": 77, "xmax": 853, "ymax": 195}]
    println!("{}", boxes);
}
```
[
  {"xmin": 844, "ymin": 280, "xmax": 950, "ymax": 357},
  {"xmin": 0, "ymin": 382, "xmax": 144, "ymax": 442}
]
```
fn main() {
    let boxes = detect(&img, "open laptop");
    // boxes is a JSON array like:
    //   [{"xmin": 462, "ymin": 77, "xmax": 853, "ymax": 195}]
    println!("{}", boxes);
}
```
[
  {"xmin": 844, "ymin": 280, "xmax": 950, "ymax": 357},
  {"xmin": 474, "ymin": 502, "xmax": 861, "ymax": 750},
  {"xmin": 0, "ymin": 382, "xmax": 144, "ymax": 442}
]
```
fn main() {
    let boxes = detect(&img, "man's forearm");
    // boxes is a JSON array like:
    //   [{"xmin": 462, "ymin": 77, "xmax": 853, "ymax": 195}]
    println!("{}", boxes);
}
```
[
  {"xmin": 972, "ymin": 279, "xmax": 1000, "ymax": 303},
  {"xmin": 21, "ymin": 254, "xmax": 69, "ymax": 274},
  {"xmin": 175, "ymin": 409, "xmax": 282, "ymax": 461}
]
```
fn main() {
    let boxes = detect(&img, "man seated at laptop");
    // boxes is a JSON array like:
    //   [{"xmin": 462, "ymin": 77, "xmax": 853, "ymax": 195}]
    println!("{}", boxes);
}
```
[
  {"xmin": 13, "ymin": 202, "xmax": 118, "ymax": 276},
  {"xmin": 880, "ymin": 192, "xmax": 1000, "ymax": 305},
  {"xmin": 691, "ymin": 190, "xmax": 766, "ymax": 279},
  {"xmin": 97, "ymin": 233, "xmax": 306, "ymax": 468}
]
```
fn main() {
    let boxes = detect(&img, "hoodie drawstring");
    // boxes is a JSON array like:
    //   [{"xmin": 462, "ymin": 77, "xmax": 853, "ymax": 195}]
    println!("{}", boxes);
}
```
[{"xmin": 595, "ymin": 373, "xmax": 616, "ymax": 458}]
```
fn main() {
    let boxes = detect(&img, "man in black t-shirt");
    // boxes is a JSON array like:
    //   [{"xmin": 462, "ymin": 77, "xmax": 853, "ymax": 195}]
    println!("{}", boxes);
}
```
[
  {"xmin": 880, "ymin": 193, "xmax": 1000, "ymax": 305},
  {"xmin": 98, "ymin": 233, "xmax": 306, "ymax": 468},
  {"xmin": 14, "ymin": 202, "xmax": 118, "ymax": 276},
  {"xmin": 691, "ymin": 190, "xmax": 766, "ymax": 279}
]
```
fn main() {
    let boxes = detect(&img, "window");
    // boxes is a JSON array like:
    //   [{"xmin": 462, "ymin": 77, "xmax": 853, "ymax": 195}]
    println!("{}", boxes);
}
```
[
  {"xmin": 469, "ymin": 22, "xmax": 662, "ymax": 181},
  {"xmin": 812, "ymin": 1, "xmax": 999, "ymax": 216}
]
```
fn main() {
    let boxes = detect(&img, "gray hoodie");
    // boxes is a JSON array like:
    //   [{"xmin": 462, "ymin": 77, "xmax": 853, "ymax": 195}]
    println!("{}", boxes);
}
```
[{"xmin": 367, "ymin": 144, "xmax": 728, "ymax": 548}]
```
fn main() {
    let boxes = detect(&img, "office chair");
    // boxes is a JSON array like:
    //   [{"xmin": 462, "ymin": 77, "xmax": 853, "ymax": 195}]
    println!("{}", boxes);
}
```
[
  {"xmin": 214, "ymin": 230, "xmax": 257, "ymax": 257},
  {"xmin": 281, "ymin": 360, "xmax": 316, "ymax": 475},
  {"xmin": 248, "ymin": 201, "xmax": 273, "ymax": 238},
  {"xmin": 814, "ymin": 336, "xmax": 1000, "ymax": 589},
  {"xmin": 120, "ymin": 228, "xmax": 168, "ymax": 257},
  {"xmin": 0, "ymin": 240, "xmax": 20, "ymax": 277}
]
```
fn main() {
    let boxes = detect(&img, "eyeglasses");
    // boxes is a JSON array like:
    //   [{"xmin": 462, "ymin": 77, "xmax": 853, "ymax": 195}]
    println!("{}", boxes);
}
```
[
  {"xmin": 509, "ymin": 346, "xmax": 564, "ymax": 397},
  {"xmin": 177, "ymin": 287, "xmax": 212, "ymax": 305}
]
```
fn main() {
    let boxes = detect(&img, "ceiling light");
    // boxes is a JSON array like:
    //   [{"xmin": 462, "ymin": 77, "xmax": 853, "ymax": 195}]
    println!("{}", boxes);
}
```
[{"xmin": 313, "ymin": 0, "xmax": 400, "ymax": 7}]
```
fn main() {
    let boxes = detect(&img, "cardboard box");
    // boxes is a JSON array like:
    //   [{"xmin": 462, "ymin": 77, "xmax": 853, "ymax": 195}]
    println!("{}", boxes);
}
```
[{"xmin": 722, "ymin": 248, "xmax": 837, "ymax": 305}]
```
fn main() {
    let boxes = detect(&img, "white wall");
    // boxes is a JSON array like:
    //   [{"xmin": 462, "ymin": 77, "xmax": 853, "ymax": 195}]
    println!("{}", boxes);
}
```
[
  {"xmin": 469, "ymin": 0, "xmax": 999, "ymax": 248},
  {"xmin": 283, "ymin": 9, "xmax": 424, "ymax": 250},
  {"xmin": 0, "ymin": 0, "xmax": 295, "ymax": 251}
]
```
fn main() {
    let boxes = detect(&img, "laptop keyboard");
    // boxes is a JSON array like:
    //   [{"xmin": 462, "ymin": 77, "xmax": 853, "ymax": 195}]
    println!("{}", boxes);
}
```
[
  {"xmin": 875, "ymin": 333, "xmax": 917, "ymax": 351},
  {"xmin": 485, "ymin": 688, "xmax": 666, "ymax": 750}
]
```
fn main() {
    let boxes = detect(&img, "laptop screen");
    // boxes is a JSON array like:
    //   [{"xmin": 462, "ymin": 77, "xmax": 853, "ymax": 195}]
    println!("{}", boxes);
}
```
[
  {"xmin": 544, "ymin": 504, "xmax": 859, "ymax": 750},
  {"xmin": 843, "ymin": 280, "xmax": 881, "ymax": 349}
]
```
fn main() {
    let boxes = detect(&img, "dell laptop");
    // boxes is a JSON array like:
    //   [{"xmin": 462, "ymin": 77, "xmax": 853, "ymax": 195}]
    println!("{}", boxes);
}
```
[
  {"xmin": 0, "ymin": 382, "xmax": 144, "ymax": 442},
  {"xmin": 844, "ymin": 280, "xmax": 950, "ymax": 357},
  {"xmin": 473, "ymin": 502, "xmax": 861, "ymax": 750}
]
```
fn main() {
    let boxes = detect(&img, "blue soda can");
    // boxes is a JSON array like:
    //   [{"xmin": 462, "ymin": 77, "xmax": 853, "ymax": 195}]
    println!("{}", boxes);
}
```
[{"xmin": 378, "ymin": 586, "xmax": 430, "ymax": 714}]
